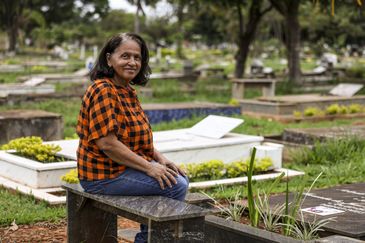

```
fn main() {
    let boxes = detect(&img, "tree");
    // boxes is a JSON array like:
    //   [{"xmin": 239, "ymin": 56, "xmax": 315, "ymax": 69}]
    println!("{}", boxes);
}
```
[
  {"xmin": 126, "ymin": 0, "xmax": 157, "ymax": 34},
  {"xmin": 0, "ymin": 0, "xmax": 26, "ymax": 52},
  {"xmin": 202, "ymin": 0, "xmax": 272, "ymax": 78},
  {"xmin": 270, "ymin": 0, "xmax": 301, "ymax": 84},
  {"xmin": 232, "ymin": 0, "xmax": 272, "ymax": 78}
]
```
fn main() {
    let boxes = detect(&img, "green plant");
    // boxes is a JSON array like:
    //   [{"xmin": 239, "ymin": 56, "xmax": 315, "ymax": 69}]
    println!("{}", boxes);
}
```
[
  {"xmin": 1, "ymin": 136, "xmax": 62, "ymax": 163},
  {"xmin": 255, "ymin": 172, "xmax": 285, "ymax": 232},
  {"xmin": 203, "ymin": 189, "xmax": 245, "ymax": 222},
  {"xmin": 291, "ymin": 137, "xmax": 365, "ymax": 166},
  {"xmin": 325, "ymin": 104, "xmax": 340, "ymax": 115},
  {"xmin": 228, "ymin": 98, "xmax": 239, "ymax": 106},
  {"xmin": 287, "ymin": 211, "xmax": 334, "ymax": 240},
  {"xmin": 247, "ymin": 147, "xmax": 259, "ymax": 227},
  {"xmin": 282, "ymin": 172, "xmax": 323, "ymax": 236},
  {"xmin": 61, "ymin": 169, "xmax": 79, "ymax": 184},
  {"xmin": 348, "ymin": 103, "xmax": 362, "ymax": 114},
  {"xmin": 256, "ymin": 192, "xmax": 285, "ymax": 232},
  {"xmin": 225, "ymin": 161, "xmax": 248, "ymax": 178},
  {"xmin": 253, "ymin": 157, "xmax": 273, "ymax": 172},
  {"xmin": 181, "ymin": 157, "xmax": 273, "ymax": 182},
  {"xmin": 293, "ymin": 110, "xmax": 302, "ymax": 118},
  {"xmin": 303, "ymin": 107, "xmax": 322, "ymax": 117}
]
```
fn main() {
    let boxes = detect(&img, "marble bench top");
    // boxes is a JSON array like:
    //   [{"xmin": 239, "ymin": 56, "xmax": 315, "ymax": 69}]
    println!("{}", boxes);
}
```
[{"xmin": 63, "ymin": 183, "xmax": 210, "ymax": 222}]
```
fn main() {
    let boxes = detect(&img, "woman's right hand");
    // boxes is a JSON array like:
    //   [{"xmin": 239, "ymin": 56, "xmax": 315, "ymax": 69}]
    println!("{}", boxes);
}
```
[{"xmin": 146, "ymin": 162, "xmax": 178, "ymax": 190}]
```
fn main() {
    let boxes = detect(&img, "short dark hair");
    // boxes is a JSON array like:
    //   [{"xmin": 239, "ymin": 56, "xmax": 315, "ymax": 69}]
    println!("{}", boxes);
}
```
[{"xmin": 89, "ymin": 33, "xmax": 151, "ymax": 86}]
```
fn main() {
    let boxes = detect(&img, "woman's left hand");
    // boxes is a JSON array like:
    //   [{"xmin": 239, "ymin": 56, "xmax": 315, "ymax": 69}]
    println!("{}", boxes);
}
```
[{"xmin": 159, "ymin": 159, "xmax": 186, "ymax": 176}]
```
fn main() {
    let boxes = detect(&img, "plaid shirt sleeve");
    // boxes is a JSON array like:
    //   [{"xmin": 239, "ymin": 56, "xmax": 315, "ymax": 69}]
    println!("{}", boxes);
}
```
[{"xmin": 88, "ymin": 85, "xmax": 121, "ymax": 142}]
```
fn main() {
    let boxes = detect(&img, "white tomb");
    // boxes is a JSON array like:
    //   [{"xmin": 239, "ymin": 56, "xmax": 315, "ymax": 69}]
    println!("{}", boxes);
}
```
[{"xmin": 0, "ymin": 116, "xmax": 292, "ymax": 203}]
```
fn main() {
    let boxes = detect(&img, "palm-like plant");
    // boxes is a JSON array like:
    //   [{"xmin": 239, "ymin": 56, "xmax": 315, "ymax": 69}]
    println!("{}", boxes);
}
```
[{"xmin": 286, "ymin": 211, "xmax": 335, "ymax": 240}]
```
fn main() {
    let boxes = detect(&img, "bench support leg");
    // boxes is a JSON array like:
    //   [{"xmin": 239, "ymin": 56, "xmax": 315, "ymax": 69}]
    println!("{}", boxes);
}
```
[
  {"xmin": 148, "ymin": 217, "xmax": 205, "ymax": 243},
  {"xmin": 66, "ymin": 191, "xmax": 118, "ymax": 243}
]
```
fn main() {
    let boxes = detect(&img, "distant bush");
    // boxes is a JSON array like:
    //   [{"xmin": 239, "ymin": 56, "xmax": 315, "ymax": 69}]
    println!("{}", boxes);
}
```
[
  {"xmin": 325, "ymin": 104, "xmax": 340, "ymax": 115},
  {"xmin": 1, "ymin": 136, "xmax": 62, "ymax": 163},
  {"xmin": 61, "ymin": 169, "xmax": 79, "ymax": 184},
  {"xmin": 303, "ymin": 107, "xmax": 322, "ymax": 117},
  {"xmin": 181, "ymin": 157, "xmax": 273, "ymax": 182},
  {"xmin": 345, "ymin": 65, "xmax": 365, "ymax": 79},
  {"xmin": 348, "ymin": 104, "xmax": 362, "ymax": 114}
]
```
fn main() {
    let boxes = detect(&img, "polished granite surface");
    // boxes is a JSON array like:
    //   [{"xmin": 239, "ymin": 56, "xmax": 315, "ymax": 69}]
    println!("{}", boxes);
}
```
[
  {"xmin": 63, "ymin": 183, "xmax": 209, "ymax": 222},
  {"xmin": 269, "ymin": 183, "xmax": 365, "ymax": 239}
]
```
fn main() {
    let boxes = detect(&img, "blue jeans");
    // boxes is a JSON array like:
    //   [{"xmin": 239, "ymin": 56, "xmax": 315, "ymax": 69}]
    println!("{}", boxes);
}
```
[{"xmin": 80, "ymin": 165, "xmax": 189, "ymax": 243}]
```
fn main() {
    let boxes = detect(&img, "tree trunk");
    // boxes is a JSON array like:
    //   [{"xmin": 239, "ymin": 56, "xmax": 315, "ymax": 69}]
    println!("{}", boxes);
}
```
[
  {"xmin": 234, "ymin": 0, "xmax": 269, "ymax": 78},
  {"xmin": 134, "ymin": 9, "xmax": 140, "ymax": 34},
  {"xmin": 7, "ymin": 23, "xmax": 18, "ymax": 52},
  {"xmin": 285, "ymin": 1, "xmax": 301, "ymax": 84},
  {"xmin": 176, "ymin": 0, "xmax": 184, "ymax": 59},
  {"xmin": 235, "ymin": 34, "xmax": 255, "ymax": 78}
]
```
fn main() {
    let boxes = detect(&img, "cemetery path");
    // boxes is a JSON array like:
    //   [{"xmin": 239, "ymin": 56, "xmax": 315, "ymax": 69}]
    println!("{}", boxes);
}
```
[{"xmin": 0, "ymin": 217, "xmax": 139, "ymax": 242}]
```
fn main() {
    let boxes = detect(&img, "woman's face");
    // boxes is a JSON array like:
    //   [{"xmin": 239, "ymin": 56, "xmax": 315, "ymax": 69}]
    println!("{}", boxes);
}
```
[{"xmin": 107, "ymin": 39, "xmax": 142, "ymax": 83}]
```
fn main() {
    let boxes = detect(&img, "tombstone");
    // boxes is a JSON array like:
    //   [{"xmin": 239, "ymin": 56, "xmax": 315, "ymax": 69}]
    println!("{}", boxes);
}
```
[
  {"xmin": 329, "ymin": 83, "xmax": 363, "ymax": 97},
  {"xmin": 93, "ymin": 45, "xmax": 98, "ymax": 60},
  {"xmin": 188, "ymin": 115, "xmax": 244, "ymax": 139},
  {"xmin": 80, "ymin": 44, "xmax": 85, "ymax": 60},
  {"xmin": 0, "ymin": 110, "xmax": 63, "ymax": 145},
  {"xmin": 313, "ymin": 66, "xmax": 327, "ymax": 75},
  {"xmin": 156, "ymin": 47, "xmax": 162, "ymax": 64},
  {"xmin": 182, "ymin": 59, "xmax": 194, "ymax": 76},
  {"xmin": 250, "ymin": 59, "xmax": 264, "ymax": 74},
  {"xmin": 269, "ymin": 183, "xmax": 365, "ymax": 240},
  {"xmin": 320, "ymin": 53, "xmax": 338, "ymax": 68}
]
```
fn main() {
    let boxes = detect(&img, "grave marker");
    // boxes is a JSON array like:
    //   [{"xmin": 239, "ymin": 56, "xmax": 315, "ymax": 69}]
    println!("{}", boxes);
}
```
[
  {"xmin": 188, "ymin": 115, "xmax": 244, "ymax": 139},
  {"xmin": 329, "ymin": 83, "xmax": 363, "ymax": 97},
  {"xmin": 270, "ymin": 183, "xmax": 365, "ymax": 240}
]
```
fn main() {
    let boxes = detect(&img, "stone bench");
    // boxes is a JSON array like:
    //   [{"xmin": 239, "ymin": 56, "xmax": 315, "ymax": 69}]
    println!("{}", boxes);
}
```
[
  {"xmin": 62, "ymin": 183, "xmax": 211, "ymax": 243},
  {"xmin": 231, "ymin": 78, "xmax": 277, "ymax": 99}
]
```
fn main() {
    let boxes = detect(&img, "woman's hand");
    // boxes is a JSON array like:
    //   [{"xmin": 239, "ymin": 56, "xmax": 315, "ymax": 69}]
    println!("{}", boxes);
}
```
[
  {"xmin": 146, "ymin": 162, "xmax": 178, "ymax": 190},
  {"xmin": 159, "ymin": 159, "xmax": 186, "ymax": 177},
  {"xmin": 153, "ymin": 149, "xmax": 186, "ymax": 178}
]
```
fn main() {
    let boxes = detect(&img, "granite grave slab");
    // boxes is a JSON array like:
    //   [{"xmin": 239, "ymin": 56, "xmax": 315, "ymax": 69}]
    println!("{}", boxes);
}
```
[
  {"xmin": 282, "ymin": 125, "xmax": 365, "ymax": 145},
  {"xmin": 269, "ymin": 183, "xmax": 365, "ymax": 240}
]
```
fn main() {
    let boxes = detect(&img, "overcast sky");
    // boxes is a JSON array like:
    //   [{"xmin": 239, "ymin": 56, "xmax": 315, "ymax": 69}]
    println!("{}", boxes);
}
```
[{"xmin": 108, "ymin": 0, "xmax": 173, "ymax": 17}]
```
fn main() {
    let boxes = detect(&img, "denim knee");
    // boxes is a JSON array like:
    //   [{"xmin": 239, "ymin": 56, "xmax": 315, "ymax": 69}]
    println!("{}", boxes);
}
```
[{"xmin": 171, "ymin": 175, "xmax": 189, "ymax": 201}]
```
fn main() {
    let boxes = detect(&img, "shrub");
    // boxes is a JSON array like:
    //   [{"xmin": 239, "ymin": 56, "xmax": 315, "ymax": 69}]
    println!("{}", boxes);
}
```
[
  {"xmin": 303, "ymin": 107, "xmax": 322, "ymax": 117},
  {"xmin": 182, "ymin": 157, "xmax": 273, "ymax": 182},
  {"xmin": 348, "ymin": 104, "xmax": 362, "ymax": 114},
  {"xmin": 339, "ymin": 105, "xmax": 348, "ymax": 114},
  {"xmin": 1, "ymin": 136, "xmax": 62, "ymax": 163},
  {"xmin": 228, "ymin": 98, "xmax": 239, "ymax": 106},
  {"xmin": 293, "ymin": 110, "xmax": 302, "ymax": 118},
  {"xmin": 225, "ymin": 160, "xmax": 248, "ymax": 178},
  {"xmin": 61, "ymin": 169, "xmax": 79, "ymax": 184},
  {"xmin": 31, "ymin": 65, "xmax": 47, "ymax": 72},
  {"xmin": 325, "ymin": 104, "xmax": 340, "ymax": 115}
]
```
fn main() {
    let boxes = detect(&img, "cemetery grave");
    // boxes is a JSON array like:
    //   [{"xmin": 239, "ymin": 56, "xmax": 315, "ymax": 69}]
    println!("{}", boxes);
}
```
[
  {"xmin": 238, "ymin": 83, "xmax": 365, "ymax": 122},
  {"xmin": 0, "ymin": 110, "xmax": 63, "ymax": 145},
  {"xmin": 269, "ymin": 183, "xmax": 365, "ymax": 240},
  {"xmin": 0, "ymin": 115, "xmax": 303, "ymax": 204}
]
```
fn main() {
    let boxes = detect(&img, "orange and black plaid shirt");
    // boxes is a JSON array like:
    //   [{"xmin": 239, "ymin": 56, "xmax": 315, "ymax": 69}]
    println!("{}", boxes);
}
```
[{"xmin": 76, "ymin": 78, "xmax": 154, "ymax": 181}]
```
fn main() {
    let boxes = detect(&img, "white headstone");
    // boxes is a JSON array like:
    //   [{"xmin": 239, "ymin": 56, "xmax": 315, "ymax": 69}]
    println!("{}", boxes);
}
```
[
  {"xmin": 329, "ymin": 83, "xmax": 364, "ymax": 97},
  {"xmin": 188, "ymin": 115, "xmax": 244, "ymax": 139},
  {"xmin": 93, "ymin": 45, "xmax": 98, "ymax": 60},
  {"xmin": 80, "ymin": 44, "xmax": 85, "ymax": 60}
]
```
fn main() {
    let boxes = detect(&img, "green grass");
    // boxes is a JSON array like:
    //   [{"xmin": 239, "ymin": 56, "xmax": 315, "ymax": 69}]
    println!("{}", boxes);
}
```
[
  {"xmin": 203, "ymin": 137, "xmax": 365, "ymax": 200},
  {"xmin": 0, "ymin": 187, "xmax": 65, "ymax": 226}
]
